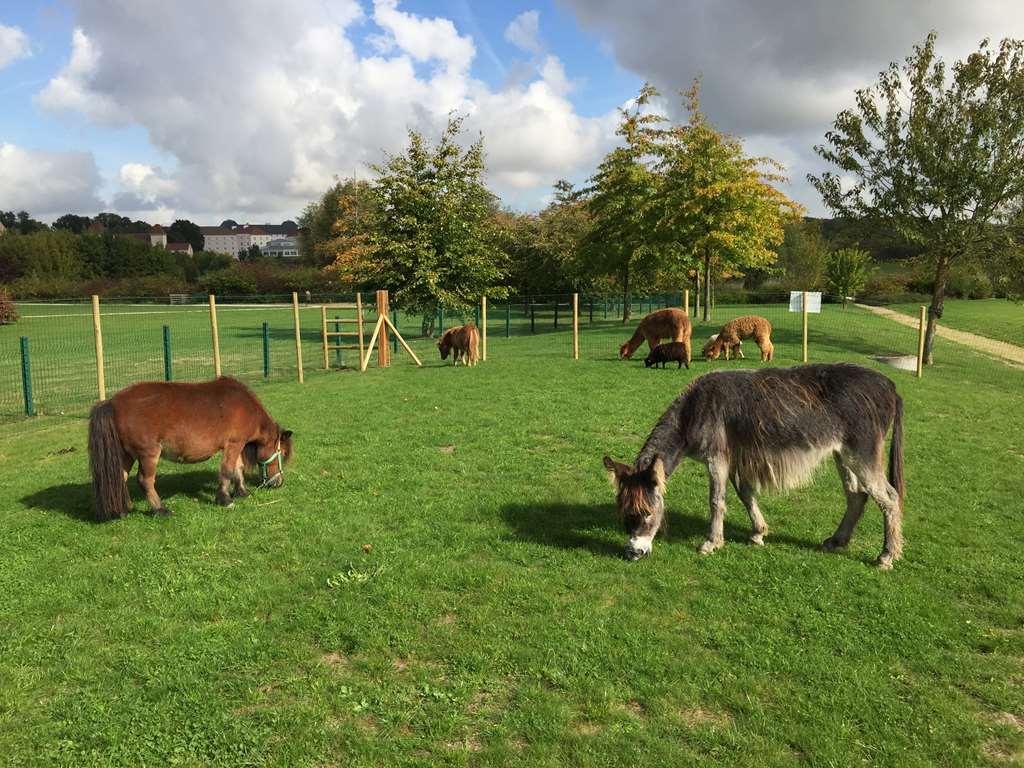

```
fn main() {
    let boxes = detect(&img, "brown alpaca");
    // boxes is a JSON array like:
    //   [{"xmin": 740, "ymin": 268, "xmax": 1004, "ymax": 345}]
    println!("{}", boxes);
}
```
[
  {"xmin": 619, "ymin": 308, "xmax": 692, "ymax": 365},
  {"xmin": 437, "ymin": 324, "xmax": 480, "ymax": 366},
  {"xmin": 703, "ymin": 316, "xmax": 774, "ymax": 362}
]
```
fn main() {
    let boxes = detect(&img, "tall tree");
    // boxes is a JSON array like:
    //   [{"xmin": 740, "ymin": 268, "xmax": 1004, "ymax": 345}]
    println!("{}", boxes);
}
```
[
  {"xmin": 302, "ymin": 179, "xmax": 377, "ymax": 267},
  {"xmin": 584, "ymin": 84, "xmax": 666, "ymax": 322},
  {"xmin": 655, "ymin": 82, "xmax": 801, "ymax": 320},
  {"xmin": 168, "ymin": 219, "xmax": 204, "ymax": 253},
  {"xmin": 1, "ymin": 211, "xmax": 47, "ymax": 234},
  {"xmin": 330, "ymin": 118, "xmax": 505, "ymax": 333},
  {"xmin": 52, "ymin": 214, "xmax": 92, "ymax": 234},
  {"xmin": 810, "ymin": 33, "xmax": 1024, "ymax": 363}
]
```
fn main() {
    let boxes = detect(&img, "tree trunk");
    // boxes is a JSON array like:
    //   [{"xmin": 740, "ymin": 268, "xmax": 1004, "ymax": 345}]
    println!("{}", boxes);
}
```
[
  {"xmin": 693, "ymin": 271, "xmax": 700, "ymax": 318},
  {"xmin": 622, "ymin": 269, "xmax": 631, "ymax": 323},
  {"xmin": 702, "ymin": 250, "xmax": 712, "ymax": 322},
  {"xmin": 924, "ymin": 256, "xmax": 950, "ymax": 365}
]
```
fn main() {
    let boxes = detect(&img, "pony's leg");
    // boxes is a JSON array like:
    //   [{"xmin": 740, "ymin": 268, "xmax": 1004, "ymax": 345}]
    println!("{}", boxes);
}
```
[
  {"xmin": 823, "ymin": 453, "xmax": 868, "ymax": 551},
  {"xmin": 136, "ymin": 451, "xmax": 169, "ymax": 515},
  {"xmin": 217, "ymin": 444, "xmax": 243, "ymax": 506},
  {"xmin": 732, "ymin": 478, "xmax": 768, "ymax": 545},
  {"xmin": 231, "ymin": 452, "xmax": 249, "ymax": 498},
  {"xmin": 700, "ymin": 456, "xmax": 729, "ymax": 554}
]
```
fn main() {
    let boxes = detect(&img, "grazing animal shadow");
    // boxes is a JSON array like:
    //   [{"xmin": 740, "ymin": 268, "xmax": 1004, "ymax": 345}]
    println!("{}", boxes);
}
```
[
  {"xmin": 499, "ymin": 501, "xmax": 827, "ymax": 559},
  {"xmin": 20, "ymin": 470, "xmax": 220, "ymax": 523}
]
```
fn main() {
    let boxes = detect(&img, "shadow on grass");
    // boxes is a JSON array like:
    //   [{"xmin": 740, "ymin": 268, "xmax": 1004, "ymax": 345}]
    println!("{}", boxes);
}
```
[
  {"xmin": 20, "ymin": 470, "xmax": 220, "ymax": 523},
  {"xmin": 500, "ymin": 501, "xmax": 828, "ymax": 560}
]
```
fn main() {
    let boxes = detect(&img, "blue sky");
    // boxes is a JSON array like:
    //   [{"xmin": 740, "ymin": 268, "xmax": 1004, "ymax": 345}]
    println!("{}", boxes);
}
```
[{"xmin": 2, "ymin": 0, "xmax": 1022, "ymax": 222}]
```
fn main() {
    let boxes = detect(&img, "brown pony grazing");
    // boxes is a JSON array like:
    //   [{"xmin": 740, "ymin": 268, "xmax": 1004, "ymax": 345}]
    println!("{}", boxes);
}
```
[
  {"xmin": 437, "ymin": 324, "xmax": 480, "ymax": 366},
  {"xmin": 88, "ymin": 377, "xmax": 293, "ymax": 521},
  {"xmin": 604, "ymin": 363, "xmax": 904, "ymax": 569},
  {"xmin": 703, "ymin": 315, "xmax": 774, "ymax": 362},
  {"xmin": 619, "ymin": 308, "xmax": 692, "ymax": 364}
]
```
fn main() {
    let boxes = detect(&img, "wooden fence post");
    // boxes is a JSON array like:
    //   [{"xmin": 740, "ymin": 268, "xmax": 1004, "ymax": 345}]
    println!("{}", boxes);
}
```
[
  {"xmin": 91, "ymin": 294, "xmax": 106, "ymax": 400},
  {"xmin": 208, "ymin": 294, "xmax": 222, "ymax": 377},
  {"xmin": 376, "ymin": 290, "xmax": 390, "ymax": 368},
  {"xmin": 356, "ymin": 293, "xmax": 365, "ymax": 369},
  {"xmin": 320, "ymin": 306, "xmax": 329, "ymax": 370},
  {"xmin": 572, "ymin": 292, "xmax": 580, "ymax": 360},
  {"xmin": 481, "ymin": 296, "xmax": 488, "ymax": 361},
  {"xmin": 801, "ymin": 290, "xmax": 809, "ymax": 364},
  {"xmin": 917, "ymin": 305, "xmax": 926, "ymax": 378},
  {"xmin": 684, "ymin": 289, "xmax": 689, "ymax": 317},
  {"xmin": 292, "ymin": 291, "xmax": 304, "ymax": 383}
]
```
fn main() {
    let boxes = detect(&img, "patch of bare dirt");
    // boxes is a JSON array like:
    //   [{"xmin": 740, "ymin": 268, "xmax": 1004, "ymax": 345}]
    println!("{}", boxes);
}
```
[{"xmin": 677, "ymin": 706, "xmax": 733, "ymax": 729}]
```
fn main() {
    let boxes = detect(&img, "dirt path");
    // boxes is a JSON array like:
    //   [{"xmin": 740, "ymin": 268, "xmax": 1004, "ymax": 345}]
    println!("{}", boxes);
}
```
[{"xmin": 857, "ymin": 304, "xmax": 1024, "ymax": 368}]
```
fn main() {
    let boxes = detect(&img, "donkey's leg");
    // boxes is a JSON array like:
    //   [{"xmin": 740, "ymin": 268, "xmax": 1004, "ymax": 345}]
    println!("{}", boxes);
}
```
[
  {"xmin": 700, "ymin": 457, "xmax": 729, "ymax": 554},
  {"xmin": 822, "ymin": 453, "xmax": 868, "ymax": 551},
  {"xmin": 859, "ymin": 466, "xmax": 903, "ymax": 569},
  {"xmin": 732, "ymin": 477, "xmax": 768, "ymax": 545},
  {"xmin": 136, "ymin": 450, "xmax": 169, "ymax": 515}
]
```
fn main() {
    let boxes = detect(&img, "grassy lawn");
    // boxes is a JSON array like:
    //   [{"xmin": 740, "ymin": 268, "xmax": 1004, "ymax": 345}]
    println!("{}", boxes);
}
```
[
  {"xmin": 891, "ymin": 298, "xmax": 1024, "ymax": 347},
  {"xmin": 0, "ymin": 311, "xmax": 1022, "ymax": 766}
]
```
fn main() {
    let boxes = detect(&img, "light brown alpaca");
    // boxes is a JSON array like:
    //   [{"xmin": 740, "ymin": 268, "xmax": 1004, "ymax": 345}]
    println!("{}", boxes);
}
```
[
  {"xmin": 619, "ymin": 308, "xmax": 692, "ymax": 365},
  {"xmin": 437, "ymin": 324, "xmax": 480, "ymax": 366},
  {"xmin": 703, "ymin": 316, "xmax": 774, "ymax": 362}
]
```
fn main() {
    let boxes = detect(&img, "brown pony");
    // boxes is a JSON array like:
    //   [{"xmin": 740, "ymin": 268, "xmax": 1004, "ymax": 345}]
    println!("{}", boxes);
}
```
[
  {"xmin": 703, "ymin": 316, "xmax": 774, "ymax": 362},
  {"xmin": 619, "ymin": 308, "xmax": 692, "ymax": 364},
  {"xmin": 87, "ymin": 376, "xmax": 293, "ymax": 521},
  {"xmin": 437, "ymin": 324, "xmax": 480, "ymax": 366}
]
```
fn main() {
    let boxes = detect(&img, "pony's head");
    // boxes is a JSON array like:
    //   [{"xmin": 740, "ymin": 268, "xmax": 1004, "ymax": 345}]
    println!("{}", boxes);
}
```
[
  {"xmin": 702, "ymin": 335, "xmax": 724, "ymax": 360},
  {"xmin": 603, "ymin": 455, "xmax": 667, "ymax": 560},
  {"xmin": 437, "ymin": 332, "xmax": 452, "ymax": 360},
  {"xmin": 244, "ymin": 427, "xmax": 294, "ymax": 488}
]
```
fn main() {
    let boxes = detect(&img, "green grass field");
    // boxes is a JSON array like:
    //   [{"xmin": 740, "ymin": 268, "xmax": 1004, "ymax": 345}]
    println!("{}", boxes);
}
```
[
  {"xmin": 891, "ymin": 298, "xmax": 1024, "ymax": 347},
  {"xmin": 1, "ymin": 308, "xmax": 1021, "ymax": 767}
]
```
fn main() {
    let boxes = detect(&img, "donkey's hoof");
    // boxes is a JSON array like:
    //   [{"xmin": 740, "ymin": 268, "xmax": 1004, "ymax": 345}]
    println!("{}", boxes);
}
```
[
  {"xmin": 698, "ymin": 539, "xmax": 722, "ymax": 555},
  {"xmin": 821, "ymin": 536, "xmax": 845, "ymax": 552},
  {"xmin": 749, "ymin": 534, "xmax": 766, "ymax": 546},
  {"xmin": 874, "ymin": 555, "xmax": 894, "ymax": 571}
]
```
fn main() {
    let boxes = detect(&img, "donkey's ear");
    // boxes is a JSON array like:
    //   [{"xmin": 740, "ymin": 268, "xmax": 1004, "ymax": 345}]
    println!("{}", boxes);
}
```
[
  {"xmin": 650, "ymin": 457, "xmax": 666, "ymax": 491},
  {"xmin": 603, "ymin": 455, "xmax": 632, "ymax": 487}
]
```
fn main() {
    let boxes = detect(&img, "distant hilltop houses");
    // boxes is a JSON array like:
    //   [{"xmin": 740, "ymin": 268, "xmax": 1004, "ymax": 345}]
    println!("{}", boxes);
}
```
[{"xmin": 83, "ymin": 219, "xmax": 301, "ymax": 259}]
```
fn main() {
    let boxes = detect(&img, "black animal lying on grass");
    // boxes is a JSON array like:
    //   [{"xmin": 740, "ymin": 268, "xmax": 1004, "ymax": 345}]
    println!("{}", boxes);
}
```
[{"xmin": 644, "ymin": 341, "xmax": 690, "ymax": 370}]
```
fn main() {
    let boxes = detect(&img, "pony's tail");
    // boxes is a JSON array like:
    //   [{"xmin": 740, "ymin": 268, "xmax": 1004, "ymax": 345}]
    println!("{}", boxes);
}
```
[
  {"xmin": 88, "ymin": 400, "xmax": 130, "ymax": 521},
  {"xmin": 888, "ymin": 394, "xmax": 905, "ymax": 509}
]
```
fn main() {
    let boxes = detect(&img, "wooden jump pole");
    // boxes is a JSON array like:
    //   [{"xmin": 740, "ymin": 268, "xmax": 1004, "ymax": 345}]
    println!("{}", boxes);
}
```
[
  {"xmin": 91, "ymin": 294, "xmax": 106, "ymax": 400},
  {"xmin": 917, "ymin": 304, "xmax": 926, "ymax": 378},
  {"xmin": 360, "ymin": 315, "xmax": 385, "ymax": 372},
  {"xmin": 684, "ymin": 288, "xmax": 689, "ymax": 316},
  {"xmin": 572, "ymin": 292, "xmax": 580, "ymax": 360},
  {"xmin": 383, "ymin": 315, "xmax": 422, "ymax": 366},
  {"xmin": 320, "ymin": 305, "xmax": 329, "ymax": 370},
  {"xmin": 208, "ymin": 294, "xmax": 222, "ymax": 377},
  {"xmin": 292, "ymin": 291, "xmax": 304, "ymax": 383},
  {"xmin": 376, "ymin": 290, "xmax": 390, "ymax": 368},
  {"xmin": 481, "ymin": 295, "xmax": 487, "ymax": 362},
  {"xmin": 801, "ymin": 290, "xmax": 809, "ymax": 364}
]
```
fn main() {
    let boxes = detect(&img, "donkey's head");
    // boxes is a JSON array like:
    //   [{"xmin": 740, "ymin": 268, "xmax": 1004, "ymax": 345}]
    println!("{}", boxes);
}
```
[
  {"xmin": 603, "ymin": 455, "xmax": 667, "ymax": 560},
  {"xmin": 702, "ymin": 335, "xmax": 724, "ymax": 360}
]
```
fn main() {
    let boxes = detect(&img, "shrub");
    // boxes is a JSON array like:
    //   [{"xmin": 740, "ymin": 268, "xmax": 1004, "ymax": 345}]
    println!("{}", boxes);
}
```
[
  {"xmin": 0, "ymin": 287, "xmax": 17, "ymax": 324},
  {"xmin": 947, "ymin": 264, "xmax": 993, "ymax": 299},
  {"xmin": 107, "ymin": 274, "xmax": 191, "ymax": 298},
  {"xmin": 200, "ymin": 268, "xmax": 258, "ymax": 296},
  {"xmin": 10, "ymin": 274, "xmax": 90, "ymax": 299},
  {"xmin": 826, "ymin": 247, "xmax": 874, "ymax": 307}
]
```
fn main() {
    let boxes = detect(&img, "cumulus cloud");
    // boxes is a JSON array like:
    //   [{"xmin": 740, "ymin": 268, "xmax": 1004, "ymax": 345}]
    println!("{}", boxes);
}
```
[
  {"xmin": 561, "ymin": 0, "xmax": 1024, "ymax": 212},
  {"xmin": 34, "ymin": 0, "xmax": 612, "ymax": 220},
  {"xmin": 0, "ymin": 143, "xmax": 104, "ymax": 215},
  {"xmin": 0, "ymin": 23, "xmax": 31, "ymax": 69},
  {"xmin": 505, "ymin": 11, "xmax": 542, "ymax": 56}
]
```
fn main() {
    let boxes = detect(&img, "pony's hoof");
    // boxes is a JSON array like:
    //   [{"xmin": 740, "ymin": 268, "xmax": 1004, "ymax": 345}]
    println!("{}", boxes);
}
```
[
  {"xmin": 216, "ymin": 493, "xmax": 234, "ymax": 507},
  {"xmin": 154, "ymin": 507, "xmax": 171, "ymax": 517},
  {"xmin": 232, "ymin": 487, "xmax": 250, "ymax": 499}
]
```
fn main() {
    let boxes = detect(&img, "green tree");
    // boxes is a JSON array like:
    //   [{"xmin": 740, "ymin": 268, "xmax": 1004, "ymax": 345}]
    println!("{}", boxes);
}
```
[
  {"xmin": 168, "ymin": 219, "xmax": 204, "ymax": 253},
  {"xmin": 52, "ymin": 214, "xmax": 92, "ymax": 234},
  {"xmin": 775, "ymin": 219, "xmax": 829, "ymax": 290},
  {"xmin": 0, "ymin": 211, "xmax": 47, "ymax": 234},
  {"xmin": 810, "ymin": 33, "xmax": 1024, "ymax": 363},
  {"xmin": 826, "ymin": 247, "xmax": 874, "ymax": 307},
  {"xmin": 584, "ymin": 83, "xmax": 666, "ymax": 322},
  {"xmin": 655, "ymin": 81, "xmax": 801, "ymax": 320},
  {"xmin": 302, "ymin": 179, "xmax": 377, "ymax": 267},
  {"xmin": 331, "ymin": 118, "xmax": 505, "ymax": 334}
]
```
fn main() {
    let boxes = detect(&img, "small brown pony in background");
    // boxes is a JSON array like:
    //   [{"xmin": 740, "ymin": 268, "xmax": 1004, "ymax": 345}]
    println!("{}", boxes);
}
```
[
  {"xmin": 437, "ymin": 324, "xmax": 480, "ymax": 366},
  {"xmin": 88, "ymin": 376, "xmax": 293, "ymax": 521},
  {"xmin": 703, "ymin": 315, "xmax": 774, "ymax": 361},
  {"xmin": 619, "ymin": 308, "xmax": 692, "ymax": 364}
]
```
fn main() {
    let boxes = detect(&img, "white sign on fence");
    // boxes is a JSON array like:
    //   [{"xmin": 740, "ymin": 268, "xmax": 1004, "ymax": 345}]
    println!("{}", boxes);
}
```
[{"xmin": 789, "ymin": 291, "xmax": 822, "ymax": 313}]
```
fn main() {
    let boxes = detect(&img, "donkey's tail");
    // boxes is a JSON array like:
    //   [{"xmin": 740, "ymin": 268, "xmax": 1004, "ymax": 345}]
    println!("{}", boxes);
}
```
[
  {"xmin": 888, "ymin": 394, "xmax": 905, "ymax": 508},
  {"xmin": 88, "ymin": 400, "xmax": 130, "ymax": 521}
]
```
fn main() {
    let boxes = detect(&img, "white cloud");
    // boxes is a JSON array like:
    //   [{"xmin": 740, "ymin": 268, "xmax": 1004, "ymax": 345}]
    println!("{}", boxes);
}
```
[
  {"xmin": 0, "ymin": 143, "xmax": 103, "ymax": 215},
  {"xmin": 0, "ymin": 23, "xmax": 31, "ymax": 69},
  {"xmin": 561, "ymin": 0, "xmax": 1024, "ymax": 214},
  {"xmin": 35, "ymin": 1, "xmax": 614, "ymax": 220},
  {"xmin": 505, "ymin": 10, "xmax": 542, "ymax": 56}
]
